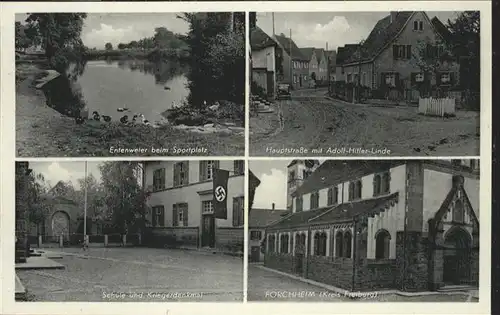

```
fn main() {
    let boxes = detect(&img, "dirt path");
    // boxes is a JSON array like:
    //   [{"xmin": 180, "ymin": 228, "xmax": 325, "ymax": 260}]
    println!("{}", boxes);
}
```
[
  {"xmin": 15, "ymin": 66, "xmax": 244, "ymax": 157},
  {"xmin": 250, "ymin": 95, "xmax": 480, "ymax": 157}
]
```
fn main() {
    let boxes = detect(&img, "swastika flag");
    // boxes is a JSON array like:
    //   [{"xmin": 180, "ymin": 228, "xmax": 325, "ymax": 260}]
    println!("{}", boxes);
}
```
[{"xmin": 213, "ymin": 168, "xmax": 229, "ymax": 219}]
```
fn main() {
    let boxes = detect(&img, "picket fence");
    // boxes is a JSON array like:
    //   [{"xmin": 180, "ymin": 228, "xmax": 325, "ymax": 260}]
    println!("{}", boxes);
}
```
[{"xmin": 418, "ymin": 97, "xmax": 456, "ymax": 117}]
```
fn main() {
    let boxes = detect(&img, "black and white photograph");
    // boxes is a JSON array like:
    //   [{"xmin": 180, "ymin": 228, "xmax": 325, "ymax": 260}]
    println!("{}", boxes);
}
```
[
  {"xmin": 249, "ymin": 11, "xmax": 480, "ymax": 157},
  {"xmin": 15, "ymin": 12, "xmax": 245, "ymax": 157},
  {"xmin": 15, "ymin": 160, "xmax": 245, "ymax": 301},
  {"xmin": 247, "ymin": 159, "xmax": 479, "ymax": 302}
]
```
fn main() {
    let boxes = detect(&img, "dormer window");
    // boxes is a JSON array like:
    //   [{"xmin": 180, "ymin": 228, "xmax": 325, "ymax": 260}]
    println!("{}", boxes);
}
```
[
  {"xmin": 327, "ymin": 187, "xmax": 338, "ymax": 206},
  {"xmin": 349, "ymin": 180, "xmax": 362, "ymax": 201},
  {"xmin": 310, "ymin": 192, "xmax": 319, "ymax": 209}
]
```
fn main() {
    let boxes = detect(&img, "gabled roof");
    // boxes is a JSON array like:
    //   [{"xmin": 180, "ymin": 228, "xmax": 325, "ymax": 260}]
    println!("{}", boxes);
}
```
[
  {"xmin": 251, "ymin": 26, "xmax": 277, "ymax": 50},
  {"xmin": 249, "ymin": 208, "xmax": 289, "ymax": 228},
  {"xmin": 336, "ymin": 44, "xmax": 360, "ymax": 65},
  {"xmin": 299, "ymin": 48, "xmax": 316, "ymax": 61},
  {"xmin": 292, "ymin": 160, "xmax": 406, "ymax": 197},
  {"xmin": 430, "ymin": 16, "xmax": 452, "ymax": 44},
  {"xmin": 274, "ymin": 34, "xmax": 308, "ymax": 61},
  {"xmin": 267, "ymin": 207, "xmax": 331, "ymax": 230},
  {"xmin": 315, "ymin": 48, "xmax": 326, "ymax": 63}
]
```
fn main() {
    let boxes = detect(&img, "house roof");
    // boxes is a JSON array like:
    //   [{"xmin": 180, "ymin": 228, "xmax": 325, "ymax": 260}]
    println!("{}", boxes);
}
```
[
  {"xmin": 300, "ymin": 48, "xmax": 316, "ymax": 60},
  {"xmin": 268, "ymin": 207, "xmax": 331, "ymax": 230},
  {"xmin": 309, "ymin": 193, "xmax": 399, "ymax": 224},
  {"xmin": 430, "ymin": 16, "xmax": 452, "ymax": 44},
  {"xmin": 249, "ymin": 208, "xmax": 289, "ymax": 228},
  {"xmin": 315, "ymin": 48, "xmax": 326, "ymax": 63},
  {"xmin": 336, "ymin": 44, "xmax": 360, "ymax": 65},
  {"xmin": 292, "ymin": 160, "xmax": 406, "ymax": 197},
  {"xmin": 251, "ymin": 26, "xmax": 277, "ymax": 50},
  {"xmin": 274, "ymin": 34, "xmax": 308, "ymax": 61},
  {"xmin": 326, "ymin": 50, "xmax": 337, "ymax": 67},
  {"xmin": 287, "ymin": 160, "xmax": 320, "ymax": 168}
]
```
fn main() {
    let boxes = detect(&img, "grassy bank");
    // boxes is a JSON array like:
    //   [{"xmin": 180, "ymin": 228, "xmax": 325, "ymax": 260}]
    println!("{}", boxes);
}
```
[{"xmin": 16, "ymin": 63, "xmax": 244, "ymax": 157}]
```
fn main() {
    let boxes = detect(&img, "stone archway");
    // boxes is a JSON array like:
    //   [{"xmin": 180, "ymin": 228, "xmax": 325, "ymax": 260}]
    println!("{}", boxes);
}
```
[
  {"xmin": 442, "ymin": 227, "xmax": 472, "ymax": 285},
  {"xmin": 51, "ymin": 211, "xmax": 70, "ymax": 241}
]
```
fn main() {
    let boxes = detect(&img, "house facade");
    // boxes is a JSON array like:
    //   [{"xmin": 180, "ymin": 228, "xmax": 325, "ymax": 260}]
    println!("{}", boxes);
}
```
[
  {"xmin": 265, "ymin": 159, "xmax": 479, "ymax": 292},
  {"xmin": 338, "ymin": 12, "xmax": 460, "ymax": 103},
  {"xmin": 251, "ymin": 27, "xmax": 281, "ymax": 99},
  {"xmin": 144, "ymin": 160, "xmax": 245, "ymax": 252},
  {"xmin": 248, "ymin": 206, "xmax": 288, "ymax": 262},
  {"xmin": 301, "ymin": 48, "xmax": 329, "ymax": 87},
  {"xmin": 273, "ymin": 34, "xmax": 310, "ymax": 90}
]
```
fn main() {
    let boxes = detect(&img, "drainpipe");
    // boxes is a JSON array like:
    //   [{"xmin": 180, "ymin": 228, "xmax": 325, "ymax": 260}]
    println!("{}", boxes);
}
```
[{"xmin": 352, "ymin": 218, "xmax": 358, "ymax": 292}]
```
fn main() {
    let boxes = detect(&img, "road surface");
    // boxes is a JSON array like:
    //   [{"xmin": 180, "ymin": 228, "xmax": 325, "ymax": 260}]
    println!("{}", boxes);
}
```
[
  {"xmin": 250, "ymin": 89, "xmax": 479, "ymax": 157},
  {"xmin": 17, "ymin": 247, "xmax": 243, "ymax": 302}
]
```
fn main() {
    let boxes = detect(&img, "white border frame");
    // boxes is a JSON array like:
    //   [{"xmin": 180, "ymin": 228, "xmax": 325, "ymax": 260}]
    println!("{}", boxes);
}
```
[{"xmin": 1, "ymin": 1, "xmax": 492, "ymax": 315}]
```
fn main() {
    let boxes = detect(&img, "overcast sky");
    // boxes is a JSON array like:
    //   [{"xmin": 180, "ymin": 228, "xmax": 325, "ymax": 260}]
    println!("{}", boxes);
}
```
[
  {"xmin": 250, "ymin": 160, "xmax": 326, "ymax": 210},
  {"xmin": 15, "ymin": 13, "xmax": 189, "ymax": 49},
  {"xmin": 30, "ymin": 161, "xmax": 102, "ymax": 189},
  {"xmin": 256, "ymin": 11, "xmax": 462, "ymax": 50}
]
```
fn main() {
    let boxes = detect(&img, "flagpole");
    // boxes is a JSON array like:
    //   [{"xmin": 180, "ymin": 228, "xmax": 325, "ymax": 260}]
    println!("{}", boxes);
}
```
[{"xmin": 84, "ymin": 161, "xmax": 88, "ymax": 246}]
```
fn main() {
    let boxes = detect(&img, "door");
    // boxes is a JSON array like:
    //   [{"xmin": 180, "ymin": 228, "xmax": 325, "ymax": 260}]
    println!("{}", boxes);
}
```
[
  {"xmin": 443, "ymin": 228, "xmax": 472, "ymax": 285},
  {"xmin": 202, "ymin": 214, "xmax": 215, "ymax": 248},
  {"xmin": 51, "ymin": 211, "xmax": 70, "ymax": 242},
  {"xmin": 266, "ymin": 71, "xmax": 274, "ymax": 98},
  {"xmin": 251, "ymin": 246, "xmax": 260, "ymax": 262}
]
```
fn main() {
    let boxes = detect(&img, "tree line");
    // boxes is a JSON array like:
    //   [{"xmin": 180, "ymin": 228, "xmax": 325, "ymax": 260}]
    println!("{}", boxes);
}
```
[{"xmin": 16, "ymin": 162, "xmax": 150, "ymax": 236}]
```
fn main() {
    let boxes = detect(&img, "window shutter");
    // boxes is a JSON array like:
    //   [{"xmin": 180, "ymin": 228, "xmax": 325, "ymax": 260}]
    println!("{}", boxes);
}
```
[
  {"xmin": 160, "ymin": 206, "xmax": 165, "ymax": 227},
  {"xmin": 184, "ymin": 162, "xmax": 189, "ymax": 184},
  {"xmin": 395, "ymin": 73, "xmax": 400, "ymax": 88},
  {"xmin": 392, "ymin": 45, "xmax": 398, "ymax": 60},
  {"xmin": 172, "ymin": 204, "xmax": 178, "ymax": 227},
  {"xmin": 152, "ymin": 207, "xmax": 157, "ymax": 227},
  {"xmin": 173, "ymin": 164, "xmax": 178, "ymax": 187},
  {"xmin": 406, "ymin": 45, "xmax": 412, "ymax": 59},
  {"xmin": 199, "ymin": 161, "xmax": 205, "ymax": 181},
  {"xmin": 450, "ymin": 72, "xmax": 456, "ymax": 86},
  {"xmin": 232, "ymin": 198, "xmax": 238, "ymax": 227},
  {"xmin": 161, "ymin": 168, "xmax": 166, "ymax": 189},
  {"xmin": 183, "ymin": 203, "xmax": 188, "ymax": 227}
]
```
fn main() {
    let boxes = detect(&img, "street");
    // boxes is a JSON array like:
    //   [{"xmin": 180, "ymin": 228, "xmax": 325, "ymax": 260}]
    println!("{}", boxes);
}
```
[
  {"xmin": 17, "ymin": 247, "xmax": 243, "ymax": 302},
  {"xmin": 247, "ymin": 265, "xmax": 478, "ymax": 302},
  {"xmin": 250, "ymin": 89, "xmax": 479, "ymax": 157}
]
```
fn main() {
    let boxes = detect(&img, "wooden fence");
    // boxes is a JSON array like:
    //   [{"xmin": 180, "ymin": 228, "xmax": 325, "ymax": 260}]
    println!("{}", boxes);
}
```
[{"xmin": 418, "ymin": 97, "xmax": 456, "ymax": 117}]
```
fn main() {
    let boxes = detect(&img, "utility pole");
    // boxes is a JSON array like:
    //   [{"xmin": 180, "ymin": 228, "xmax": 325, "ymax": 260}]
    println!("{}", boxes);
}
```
[
  {"xmin": 289, "ymin": 28, "xmax": 293, "ymax": 87},
  {"xmin": 326, "ymin": 42, "xmax": 330, "ymax": 95},
  {"xmin": 83, "ymin": 161, "xmax": 88, "ymax": 247},
  {"xmin": 272, "ymin": 13, "xmax": 275, "ymax": 35}
]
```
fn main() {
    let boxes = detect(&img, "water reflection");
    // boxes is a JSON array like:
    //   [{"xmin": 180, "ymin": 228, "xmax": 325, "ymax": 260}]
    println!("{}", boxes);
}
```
[{"xmin": 41, "ymin": 58, "xmax": 189, "ymax": 122}]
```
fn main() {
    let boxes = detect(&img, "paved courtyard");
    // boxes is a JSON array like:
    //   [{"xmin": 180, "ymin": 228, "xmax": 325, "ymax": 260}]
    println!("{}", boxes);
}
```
[
  {"xmin": 247, "ymin": 265, "xmax": 478, "ymax": 302},
  {"xmin": 250, "ymin": 89, "xmax": 479, "ymax": 157},
  {"xmin": 17, "ymin": 247, "xmax": 243, "ymax": 302}
]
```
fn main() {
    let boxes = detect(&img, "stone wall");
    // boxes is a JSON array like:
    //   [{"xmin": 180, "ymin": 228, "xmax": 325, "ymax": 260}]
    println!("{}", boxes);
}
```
[
  {"xmin": 216, "ymin": 227, "xmax": 243, "ymax": 253},
  {"xmin": 264, "ymin": 252, "xmax": 294, "ymax": 274},
  {"xmin": 355, "ymin": 259, "xmax": 398, "ymax": 291},
  {"xmin": 307, "ymin": 256, "xmax": 354, "ymax": 291}
]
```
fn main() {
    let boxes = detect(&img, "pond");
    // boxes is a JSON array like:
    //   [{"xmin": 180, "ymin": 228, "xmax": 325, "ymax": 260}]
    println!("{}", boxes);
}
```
[{"xmin": 44, "ymin": 59, "xmax": 189, "ymax": 124}]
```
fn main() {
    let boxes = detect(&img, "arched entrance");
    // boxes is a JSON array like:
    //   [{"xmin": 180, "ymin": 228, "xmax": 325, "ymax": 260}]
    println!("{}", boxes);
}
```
[
  {"xmin": 51, "ymin": 211, "xmax": 70, "ymax": 241},
  {"xmin": 294, "ymin": 233, "xmax": 306, "ymax": 275},
  {"xmin": 442, "ymin": 227, "xmax": 472, "ymax": 285}
]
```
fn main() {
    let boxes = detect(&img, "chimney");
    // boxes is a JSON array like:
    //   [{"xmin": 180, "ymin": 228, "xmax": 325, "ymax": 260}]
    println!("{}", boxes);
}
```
[
  {"xmin": 390, "ymin": 11, "xmax": 398, "ymax": 23},
  {"xmin": 272, "ymin": 203, "xmax": 275, "ymax": 210}
]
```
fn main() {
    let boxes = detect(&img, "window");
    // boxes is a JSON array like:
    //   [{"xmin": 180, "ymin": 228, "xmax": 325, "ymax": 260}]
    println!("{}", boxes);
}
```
[
  {"xmin": 304, "ymin": 75, "xmax": 308, "ymax": 81},
  {"xmin": 393, "ymin": 45, "xmax": 412, "ymax": 60},
  {"xmin": 151, "ymin": 206, "xmax": 165, "ymax": 227},
  {"xmin": 153, "ymin": 168, "xmax": 166, "ymax": 191},
  {"xmin": 335, "ymin": 231, "xmax": 343, "ymax": 257},
  {"xmin": 293, "ymin": 75, "xmax": 297, "ymax": 83},
  {"xmin": 268, "ymin": 234, "xmax": 276, "ymax": 252},
  {"xmin": 250, "ymin": 230, "xmax": 262, "ymax": 241},
  {"xmin": 199, "ymin": 160, "xmax": 219, "ymax": 181},
  {"xmin": 439, "ymin": 72, "xmax": 452, "ymax": 85},
  {"xmin": 327, "ymin": 187, "xmax": 338, "ymax": 205},
  {"xmin": 173, "ymin": 162, "xmax": 189, "ymax": 187},
  {"xmin": 414, "ymin": 73, "xmax": 424, "ymax": 82},
  {"xmin": 348, "ymin": 182, "xmax": 355, "ymax": 201},
  {"xmin": 310, "ymin": 191, "xmax": 319, "ymax": 209},
  {"xmin": 346, "ymin": 73, "xmax": 352, "ymax": 83},
  {"xmin": 280, "ymin": 234, "xmax": 290, "ymax": 253},
  {"xmin": 232, "ymin": 196, "xmax": 244, "ymax": 227},
  {"xmin": 375, "ymin": 229, "xmax": 391, "ymax": 259},
  {"xmin": 354, "ymin": 181, "xmax": 362, "ymax": 199},
  {"xmin": 413, "ymin": 20, "xmax": 424, "ymax": 31},
  {"xmin": 296, "ymin": 196, "xmax": 303, "ymax": 212},
  {"xmin": 362, "ymin": 72, "xmax": 367, "ymax": 86},
  {"xmin": 233, "ymin": 160, "xmax": 244, "ymax": 175},
  {"xmin": 314, "ymin": 232, "xmax": 327, "ymax": 256},
  {"xmin": 384, "ymin": 73, "xmax": 397, "ymax": 87},
  {"xmin": 453, "ymin": 200, "xmax": 465, "ymax": 223},
  {"xmin": 343, "ymin": 231, "xmax": 352, "ymax": 258},
  {"xmin": 202, "ymin": 200, "xmax": 213, "ymax": 214},
  {"xmin": 381, "ymin": 172, "xmax": 390, "ymax": 194},
  {"xmin": 172, "ymin": 203, "xmax": 188, "ymax": 227}
]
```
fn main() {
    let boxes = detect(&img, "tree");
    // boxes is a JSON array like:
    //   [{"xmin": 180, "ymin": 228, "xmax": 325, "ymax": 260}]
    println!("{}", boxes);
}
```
[
  {"xmin": 105, "ymin": 42, "xmax": 113, "ymax": 50},
  {"xmin": 15, "ymin": 22, "xmax": 32, "ymax": 52},
  {"xmin": 76, "ymin": 173, "xmax": 106, "ymax": 221},
  {"xmin": 129, "ymin": 40, "xmax": 139, "ymax": 49},
  {"xmin": 117, "ymin": 43, "xmax": 126, "ymax": 50},
  {"xmin": 99, "ymin": 162, "xmax": 150, "ymax": 234},
  {"xmin": 24, "ymin": 13, "xmax": 88, "ymax": 72}
]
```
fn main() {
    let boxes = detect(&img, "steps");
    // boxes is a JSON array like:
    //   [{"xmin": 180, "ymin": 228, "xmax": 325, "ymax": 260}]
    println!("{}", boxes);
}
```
[{"xmin": 251, "ymin": 95, "xmax": 275, "ymax": 113}]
